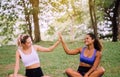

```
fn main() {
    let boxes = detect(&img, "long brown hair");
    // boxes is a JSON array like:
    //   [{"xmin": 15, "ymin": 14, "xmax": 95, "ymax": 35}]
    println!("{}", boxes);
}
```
[{"xmin": 87, "ymin": 33, "xmax": 103, "ymax": 51}]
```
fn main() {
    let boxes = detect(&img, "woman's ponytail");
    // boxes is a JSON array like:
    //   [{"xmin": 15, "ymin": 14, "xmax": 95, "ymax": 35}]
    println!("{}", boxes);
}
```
[
  {"xmin": 17, "ymin": 34, "xmax": 22, "ymax": 47},
  {"xmin": 94, "ymin": 38, "xmax": 103, "ymax": 51}
]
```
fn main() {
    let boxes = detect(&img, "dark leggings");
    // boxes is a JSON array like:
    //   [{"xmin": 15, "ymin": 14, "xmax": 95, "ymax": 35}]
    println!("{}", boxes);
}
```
[
  {"xmin": 77, "ymin": 66, "xmax": 91, "ymax": 76},
  {"xmin": 25, "ymin": 67, "xmax": 44, "ymax": 77}
]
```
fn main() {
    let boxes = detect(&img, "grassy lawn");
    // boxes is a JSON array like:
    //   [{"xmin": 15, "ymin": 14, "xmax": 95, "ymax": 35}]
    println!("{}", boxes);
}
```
[{"xmin": 0, "ymin": 41, "xmax": 120, "ymax": 77}]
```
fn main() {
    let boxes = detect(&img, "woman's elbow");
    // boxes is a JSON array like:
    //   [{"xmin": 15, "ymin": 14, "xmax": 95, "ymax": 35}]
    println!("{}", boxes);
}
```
[
  {"xmin": 46, "ymin": 48, "xmax": 53, "ymax": 52},
  {"xmin": 65, "ymin": 51, "xmax": 71, "ymax": 55},
  {"xmin": 15, "ymin": 64, "xmax": 20, "ymax": 70}
]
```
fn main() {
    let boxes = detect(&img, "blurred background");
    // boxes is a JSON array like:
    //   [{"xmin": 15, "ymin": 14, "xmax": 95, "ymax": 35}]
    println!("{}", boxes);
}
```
[{"xmin": 0, "ymin": 0, "xmax": 120, "ymax": 45}]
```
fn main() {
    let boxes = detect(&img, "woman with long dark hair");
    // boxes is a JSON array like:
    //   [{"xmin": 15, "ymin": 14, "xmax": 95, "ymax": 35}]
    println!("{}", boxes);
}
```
[{"xmin": 59, "ymin": 33, "xmax": 105, "ymax": 77}]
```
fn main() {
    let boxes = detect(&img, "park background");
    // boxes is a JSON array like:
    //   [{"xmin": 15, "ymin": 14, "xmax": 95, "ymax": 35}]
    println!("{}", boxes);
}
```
[{"xmin": 0, "ymin": 0, "xmax": 120, "ymax": 77}]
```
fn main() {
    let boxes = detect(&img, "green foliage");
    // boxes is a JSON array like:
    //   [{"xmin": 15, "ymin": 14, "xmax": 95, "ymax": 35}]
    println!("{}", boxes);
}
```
[
  {"xmin": 0, "ymin": 0, "xmax": 31, "ymax": 45},
  {"xmin": 0, "ymin": 0, "xmax": 118, "ymax": 45},
  {"xmin": 0, "ymin": 14, "xmax": 16, "ymax": 45},
  {"xmin": 0, "ymin": 0, "xmax": 20, "ymax": 45},
  {"xmin": 95, "ymin": 0, "xmax": 114, "ymax": 8},
  {"xmin": 56, "ymin": 14, "xmax": 68, "ymax": 23},
  {"xmin": 102, "ymin": 0, "xmax": 114, "ymax": 8},
  {"xmin": 74, "ymin": 10, "xmax": 84, "ymax": 24},
  {"xmin": 47, "ymin": 0, "xmax": 84, "ymax": 38},
  {"xmin": 95, "ymin": 0, "xmax": 114, "ymax": 21},
  {"xmin": 51, "ymin": 1, "xmax": 62, "ymax": 12},
  {"xmin": 19, "ymin": 24, "xmax": 29, "ymax": 34},
  {"xmin": 47, "ymin": 26, "xmax": 55, "ymax": 35},
  {"xmin": 60, "ymin": 0, "xmax": 68, "ymax": 4}
]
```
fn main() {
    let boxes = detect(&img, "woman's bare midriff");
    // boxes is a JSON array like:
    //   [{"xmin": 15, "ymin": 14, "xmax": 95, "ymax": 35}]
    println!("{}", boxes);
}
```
[
  {"xmin": 26, "ymin": 63, "xmax": 40, "ymax": 69},
  {"xmin": 79, "ymin": 62, "xmax": 92, "ymax": 67}
]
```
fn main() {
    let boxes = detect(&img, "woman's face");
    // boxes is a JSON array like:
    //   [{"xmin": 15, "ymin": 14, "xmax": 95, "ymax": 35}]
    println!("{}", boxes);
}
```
[
  {"xmin": 23, "ymin": 37, "xmax": 32, "ymax": 47},
  {"xmin": 84, "ymin": 35, "xmax": 94, "ymax": 46}
]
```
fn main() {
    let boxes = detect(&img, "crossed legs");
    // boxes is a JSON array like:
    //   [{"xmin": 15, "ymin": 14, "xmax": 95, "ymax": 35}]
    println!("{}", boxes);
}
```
[
  {"xmin": 65, "ymin": 66, "xmax": 105, "ymax": 77},
  {"xmin": 65, "ymin": 68, "xmax": 83, "ymax": 77},
  {"xmin": 89, "ymin": 66, "xmax": 105, "ymax": 77},
  {"xmin": 8, "ymin": 67, "xmax": 105, "ymax": 77}
]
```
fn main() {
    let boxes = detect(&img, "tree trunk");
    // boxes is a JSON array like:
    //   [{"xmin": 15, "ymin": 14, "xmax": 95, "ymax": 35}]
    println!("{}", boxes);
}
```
[
  {"xmin": 89, "ymin": 0, "xmax": 98, "ymax": 38},
  {"xmin": 22, "ymin": 0, "xmax": 33, "ymax": 41},
  {"xmin": 69, "ymin": 0, "xmax": 76, "ymax": 42},
  {"xmin": 112, "ymin": 0, "xmax": 119, "ymax": 42},
  {"xmin": 117, "ymin": 0, "xmax": 120, "ymax": 40},
  {"xmin": 93, "ymin": 0, "xmax": 97, "ymax": 38},
  {"xmin": 69, "ymin": 15, "xmax": 74, "ymax": 42},
  {"xmin": 29, "ymin": 0, "xmax": 41, "ymax": 42}
]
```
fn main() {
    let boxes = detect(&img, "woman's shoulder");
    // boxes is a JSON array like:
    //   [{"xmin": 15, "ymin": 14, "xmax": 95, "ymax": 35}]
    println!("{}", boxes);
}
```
[
  {"xmin": 76, "ymin": 47, "xmax": 84, "ymax": 53},
  {"xmin": 15, "ymin": 49, "xmax": 21, "ymax": 57},
  {"xmin": 96, "ymin": 50, "xmax": 102, "ymax": 57},
  {"xmin": 33, "ymin": 44, "xmax": 38, "ymax": 48},
  {"xmin": 16, "ymin": 48, "xmax": 21, "ymax": 53},
  {"xmin": 32, "ymin": 45, "xmax": 39, "ymax": 50}
]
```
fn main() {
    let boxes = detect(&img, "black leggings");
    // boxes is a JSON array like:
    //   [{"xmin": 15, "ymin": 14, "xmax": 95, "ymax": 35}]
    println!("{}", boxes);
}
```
[
  {"xmin": 25, "ymin": 67, "xmax": 44, "ymax": 77},
  {"xmin": 77, "ymin": 66, "xmax": 91, "ymax": 76}
]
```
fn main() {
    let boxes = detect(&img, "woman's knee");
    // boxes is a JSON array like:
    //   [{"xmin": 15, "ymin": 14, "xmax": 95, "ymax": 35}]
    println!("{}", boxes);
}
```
[
  {"xmin": 65, "ymin": 68, "xmax": 73, "ymax": 74},
  {"xmin": 100, "ymin": 67, "xmax": 105, "ymax": 74},
  {"xmin": 65, "ymin": 68, "xmax": 82, "ymax": 77},
  {"xmin": 89, "ymin": 67, "xmax": 105, "ymax": 77},
  {"xmin": 96, "ymin": 66, "xmax": 105, "ymax": 75},
  {"xmin": 8, "ymin": 74, "xmax": 13, "ymax": 77}
]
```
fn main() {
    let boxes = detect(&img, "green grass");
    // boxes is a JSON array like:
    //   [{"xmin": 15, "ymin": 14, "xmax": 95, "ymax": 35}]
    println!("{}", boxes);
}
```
[{"xmin": 0, "ymin": 41, "xmax": 120, "ymax": 77}]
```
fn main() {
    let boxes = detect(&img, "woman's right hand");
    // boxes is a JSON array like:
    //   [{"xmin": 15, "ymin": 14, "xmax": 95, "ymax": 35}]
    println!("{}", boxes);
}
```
[{"xmin": 58, "ymin": 33, "xmax": 63, "ymax": 42}]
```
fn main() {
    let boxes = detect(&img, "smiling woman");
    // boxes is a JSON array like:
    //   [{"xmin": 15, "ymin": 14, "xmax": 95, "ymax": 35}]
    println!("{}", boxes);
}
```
[
  {"xmin": 8, "ymin": 34, "xmax": 61, "ymax": 77},
  {"xmin": 59, "ymin": 33, "xmax": 105, "ymax": 77}
]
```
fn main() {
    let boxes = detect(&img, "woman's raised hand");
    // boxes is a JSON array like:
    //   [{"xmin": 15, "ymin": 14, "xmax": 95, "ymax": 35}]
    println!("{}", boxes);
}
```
[{"xmin": 58, "ymin": 33, "xmax": 63, "ymax": 42}]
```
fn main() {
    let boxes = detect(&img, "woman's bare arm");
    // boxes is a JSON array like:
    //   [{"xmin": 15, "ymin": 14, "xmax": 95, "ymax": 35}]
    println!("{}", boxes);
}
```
[
  {"xmin": 34, "ymin": 39, "xmax": 60, "ymax": 52},
  {"xmin": 59, "ymin": 33, "xmax": 82, "ymax": 55},
  {"xmin": 13, "ymin": 50, "xmax": 20, "ymax": 77},
  {"xmin": 85, "ymin": 51, "xmax": 102, "ymax": 76}
]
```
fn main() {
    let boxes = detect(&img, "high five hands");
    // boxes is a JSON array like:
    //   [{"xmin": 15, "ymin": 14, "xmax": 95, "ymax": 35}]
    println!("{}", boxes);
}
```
[{"xmin": 58, "ymin": 32, "xmax": 63, "ymax": 43}]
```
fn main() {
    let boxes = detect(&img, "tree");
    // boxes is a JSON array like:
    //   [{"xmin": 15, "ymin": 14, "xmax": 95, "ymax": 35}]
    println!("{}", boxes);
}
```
[
  {"xmin": 112, "ymin": 0, "xmax": 120, "ymax": 42},
  {"xmin": 0, "ymin": 0, "xmax": 19, "ymax": 45},
  {"xmin": 0, "ymin": 0, "xmax": 41, "ymax": 45},
  {"xmin": 22, "ymin": 0, "xmax": 33, "ymax": 41},
  {"xmin": 29, "ymin": 0, "xmax": 41, "ymax": 42},
  {"xmin": 48, "ymin": 0, "xmax": 84, "ymax": 41},
  {"xmin": 96, "ymin": 0, "xmax": 120, "ymax": 41},
  {"xmin": 118, "ymin": 1, "xmax": 120, "ymax": 40},
  {"xmin": 103, "ymin": 0, "xmax": 120, "ymax": 42},
  {"xmin": 89, "ymin": 0, "xmax": 98, "ymax": 38}
]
